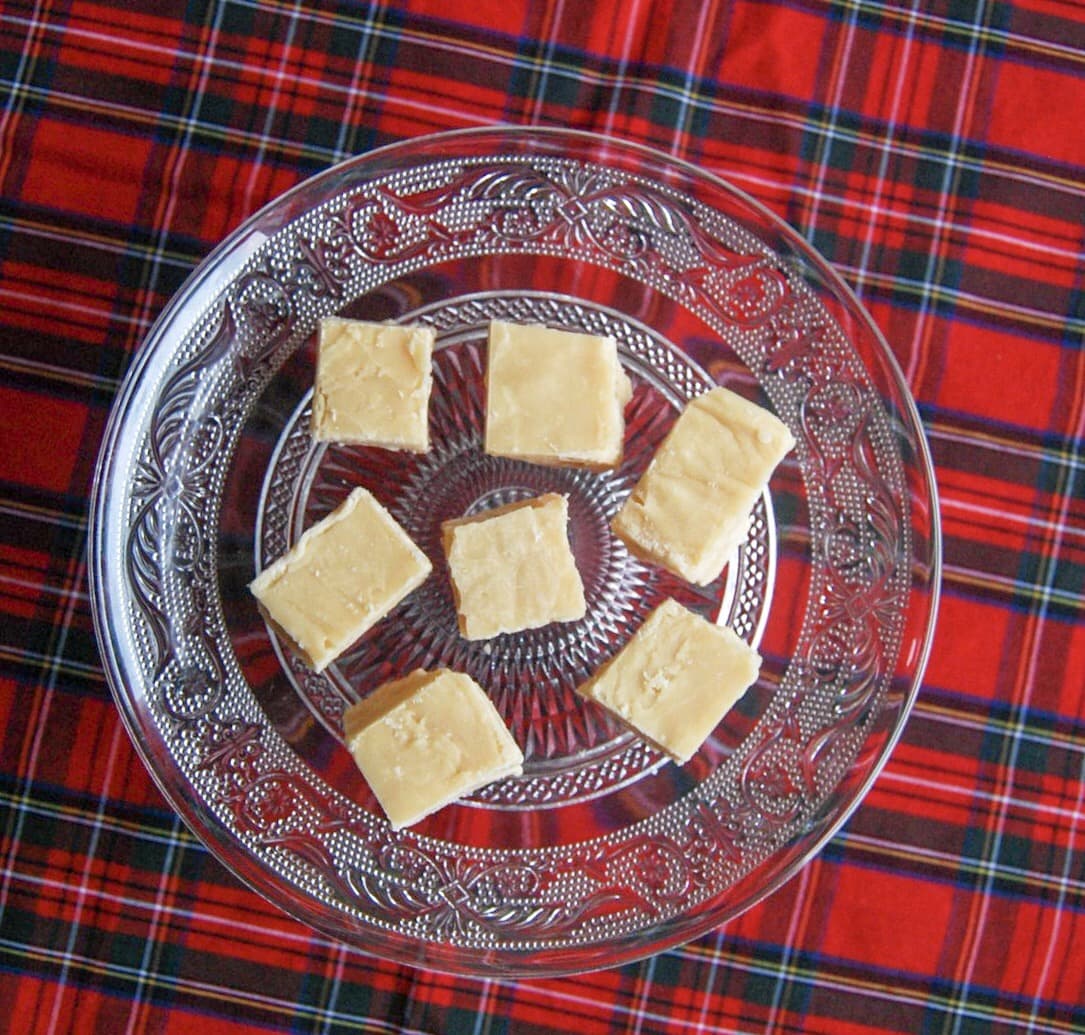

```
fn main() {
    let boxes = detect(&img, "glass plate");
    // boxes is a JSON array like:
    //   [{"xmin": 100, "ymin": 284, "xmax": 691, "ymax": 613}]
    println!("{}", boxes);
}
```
[{"xmin": 90, "ymin": 128, "xmax": 941, "ymax": 976}]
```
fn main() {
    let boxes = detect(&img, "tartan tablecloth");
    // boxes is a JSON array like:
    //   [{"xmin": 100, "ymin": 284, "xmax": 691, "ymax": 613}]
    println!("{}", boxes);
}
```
[{"xmin": 1, "ymin": 0, "xmax": 1082, "ymax": 1032}]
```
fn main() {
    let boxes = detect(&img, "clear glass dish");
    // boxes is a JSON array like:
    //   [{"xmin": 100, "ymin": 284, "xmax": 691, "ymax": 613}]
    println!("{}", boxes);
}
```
[{"xmin": 90, "ymin": 127, "xmax": 941, "ymax": 976}]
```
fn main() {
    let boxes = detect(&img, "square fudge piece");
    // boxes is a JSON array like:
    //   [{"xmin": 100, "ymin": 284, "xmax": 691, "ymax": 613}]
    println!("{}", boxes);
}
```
[
  {"xmin": 249, "ymin": 487, "xmax": 431, "ymax": 672},
  {"xmin": 343, "ymin": 668, "xmax": 524, "ymax": 829},
  {"xmin": 311, "ymin": 317, "xmax": 435, "ymax": 451},
  {"xmin": 577, "ymin": 598, "xmax": 761, "ymax": 764},
  {"xmin": 485, "ymin": 320, "xmax": 633, "ymax": 468},
  {"xmin": 613, "ymin": 386, "xmax": 795, "ymax": 585},
  {"xmin": 442, "ymin": 493, "xmax": 586, "ymax": 640}
]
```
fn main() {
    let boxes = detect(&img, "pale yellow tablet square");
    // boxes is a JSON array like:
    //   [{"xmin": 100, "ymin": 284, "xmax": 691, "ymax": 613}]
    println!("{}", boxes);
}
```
[
  {"xmin": 485, "ymin": 321, "xmax": 632, "ymax": 468},
  {"xmin": 577, "ymin": 598, "xmax": 761, "ymax": 764},
  {"xmin": 344, "ymin": 668, "xmax": 523, "ymax": 829},
  {"xmin": 249, "ymin": 487, "xmax": 431, "ymax": 672},
  {"xmin": 613, "ymin": 386, "xmax": 795, "ymax": 584},
  {"xmin": 442, "ymin": 493, "xmax": 587, "ymax": 640},
  {"xmin": 311, "ymin": 318, "xmax": 434, "ymax": 451}
]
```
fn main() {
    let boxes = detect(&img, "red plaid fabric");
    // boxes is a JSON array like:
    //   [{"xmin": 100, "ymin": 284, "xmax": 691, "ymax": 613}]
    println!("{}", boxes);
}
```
[{"xmin": 1, "ymin": 0, "xmax": 1082, "ymax": 1032}]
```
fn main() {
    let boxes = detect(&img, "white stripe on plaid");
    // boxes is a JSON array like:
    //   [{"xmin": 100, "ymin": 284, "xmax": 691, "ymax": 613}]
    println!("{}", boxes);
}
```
[
  {"xmin": 0, "ymin": 936, "xmax": 414, "ymax": 1032},
  {"xmin": 904, "ymin": 0, "xmax": 993, "ymax": 398},
  {"xmin": 1021, "ymin": 387, "xmax": 1085, "ymax": 1027},
  {"xmin": 241, "ymin": 0, "xmax": 304, "ymax": 215},
  {"xmin": 850, "ymin": 0, "xmax": 922, "ymax": 304},
  {"xmin": 45, "ymin": 718, "xmax": 126, "ymax": 1031},
  {"xmin": 667, "ymin": 0, "xmax": 717, "ymax": 158}
]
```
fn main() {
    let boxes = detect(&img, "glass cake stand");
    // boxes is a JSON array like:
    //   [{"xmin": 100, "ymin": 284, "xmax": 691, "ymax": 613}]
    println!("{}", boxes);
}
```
[{"xmin": 90, "ymin": 127, "xmax": 941, "ymax": 976}]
